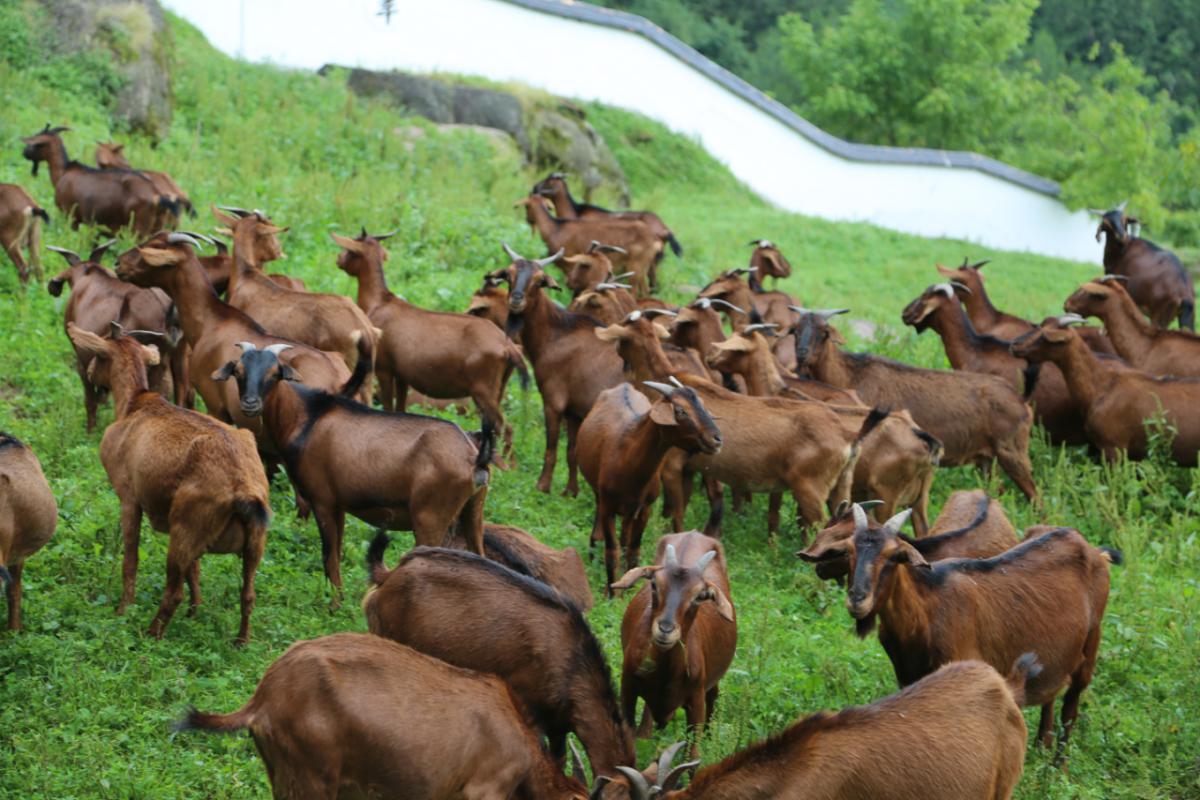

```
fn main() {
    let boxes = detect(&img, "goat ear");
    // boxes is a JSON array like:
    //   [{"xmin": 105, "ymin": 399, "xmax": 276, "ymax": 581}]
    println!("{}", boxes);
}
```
[
  {"xmin": 652, "ymin": 322, "xmax": 671, "ymax": 340},
  {"xmin": 594, "ymin": 325, "xmax": 625, "ymax": 342},
  {"xmin": 278, "ymin": 362, "xmax": 300, "ymax": 382},
  {"xmin": 934, "ymin": 263, "xmax": 955, "ymax": 277},
  {"xmin": 66, "ymin": 323, "xmax": 109, "ymax": 356},
  {"xmin": 714, "ymin": 336, "xmax": 753, "ymax": 353},
  {"xmin": 705, "ymin": 583, "xmax": 735, "ymax": 621},
  {"xmin": 892, "ymin": 541, "xmax": 929, "ymax": 569},
  {"xmin": 211, "ymin": 361, "xmax": 238, "ymax": 382},
  {"xmin": 212, "ymin": 207, "xmax": 242, "ymax": 227},
  {"xmin": 649, "ymin": 401, "xmax": 677, "ymax": 427},
  {"xmin": 610, "ymin": 566, "xmax": 656, "ymax": 591},
  {"xmin": 542, "ymin": 274, "xmax": 561, "ymax": 291},
  {"xmin": 140, "ymin": 344, "xmax": 161, "ymax": 367},
  {"xmin": 137, "ymin": 246, "xmax": 184, "ymax": 267},
  {"xmin": 330, "ymin": 232, "xmax": 364, "ymax": 254}
]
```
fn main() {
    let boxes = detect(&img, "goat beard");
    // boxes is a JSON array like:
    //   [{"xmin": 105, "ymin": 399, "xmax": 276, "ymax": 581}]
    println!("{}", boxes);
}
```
[
  {"xmin": 855, "ymin": 613, "xmax": 878, "ymax": 639},
  {"xmin": 30, "ymin": 161, "xmax": 39, "ymax": 177}
]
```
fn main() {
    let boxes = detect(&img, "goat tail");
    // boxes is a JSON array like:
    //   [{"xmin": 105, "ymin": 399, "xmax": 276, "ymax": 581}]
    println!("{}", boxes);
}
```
[
  {"xmin": 340, "ymin": 332, "xmax": 373, "ymax": 398},
  {"xmin": 233, "ymin": 496, "xmax": 272, "ymax": 529},
  {"xmin": 1005, "ymin": 652, "xmax": 1043, "ymax": 707},
  {"xmin": 853, "ymin": 407, "xmax": 890, "ymax": 449},
  {"xmin": 1100, "ymin": 547, "xmax": 1124, "ymax": 566},
  {"xmin": 666, "ymin": 232, "xmax": 682, "ymax": 257},
  {"xmin": 505, "ymin": 342, "xmax": 530, "ymax": 391},
  {"xmin": 473, "ymin": 416, "xmax": 496, "ymax": 487},
  {"xmin": 1180, "ymin": 300, "xmax": 1195, "ymax": 332},
  {"xmin": 1021, "ymin": 362, "xmax": 1042, "ymax": 401},
  {"xmin": 32, "ymin": 206, "xmax": 50, "ymax": 223},
  {"xmin": 182, "ymin": 199, "xmax": 197, "ymax": 219},
  {"xmin": 913, "ymin": 429, "xmax": 942, "ymax": 465},
  {"xmin": 366, "ymin": 528, "xmax": 392, "ymax": 587},
  {"xmin": 174, "ymin": 705, "xmax": 253, "ymax": 734}
]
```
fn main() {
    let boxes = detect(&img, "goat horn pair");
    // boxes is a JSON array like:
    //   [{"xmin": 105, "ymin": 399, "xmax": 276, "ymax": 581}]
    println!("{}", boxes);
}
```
[
  {"xmin": 789, "ymin": 306, "xmax": 850, "ymax": 321},
  {"xmin": 747, "ymin": 238, "xmax": 773, "ymax": 248},
  {"xmin": 655, "ymin": 741, "xmax": 700, "ymax": 793},
  {"xmin": 851, "ymin": 502, "xmax": 912, "ymax": 534}
]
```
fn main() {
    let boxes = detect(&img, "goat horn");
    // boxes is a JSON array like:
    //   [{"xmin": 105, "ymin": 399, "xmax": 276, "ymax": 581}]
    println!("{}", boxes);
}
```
[
  {"xmin": 693, "ymin": 298, "xmax": 713, "ymax": 309},
  {"xmin": 709, "ymin": 298, "xmax": 746, "ymax": 314},
  {"xmin": 215, "ymin": 205, "xmax": 252, "ymax": 218},
  {"xmin": 1087, "ymin": 208, "xmax": 1107, "ymax": 217},
  {"xmin": 656, "ymin": 742, "xmax": 688, "ymax": 783},
  {"xmin": 568, "ymin": 741, "xmax": 588, "ymax": 784},
  {"xmin": 747, "ymin": 239, "xmax": 773, "ymax": 248},
  {"xmin": 178, "ymin": 231, "xmax": 215, "ymax": 245},
  {"xmin": 932, "ymin": 283, "xmax": 956, "ymax": 299},
  {"xmin": 1096, "ymin": 274, "xmax": 1128, "ymax": 285},
  {"xmin": 374, "ymin": 229, "xmax": 398, "ymax": 240},
  {"xmin": 640, "ymin": 308, "xmax": 677, "ymax": 319},
  {"xmin": 852, "ymin": 503, "xmax": 869, "ymax": 530},
  {"xmin": 264, "ymin": 343, "xmax": 292, "ymax": 355},
  {"xmin": 624, "ymin": 310, "xmax": 643, "ymax": 323},
  {"xmin": 858, "ymin": 499, "xmax": 885, "ymax": 511},
  {"xmin": 1116, "ymin": 200, "xmax": 1128, "ymax": 212},
  {"xmin": 744, "ymin": 323, "xmax": 779, "ymax": 334},
  {"xmin": 108, "ymin": 321, "xmax": 125, "ymax": 338},
  {"xmin": 613, "ymin": 271, "xmax": 636, "ymax": 280},
  {"xmin": 661, "ymin": 760, "xmax": 701, "ymax": 792},
  {"xmin": 664, "ymin": 544, "xmax": 678, "ymax": 567},
  {"xmin": 882, "ymin": 508, "xmax": 913, "ymax": 536},
  {"xmin": 234, "ymin": 341, "xmax": 257, "ymax": 352},
  {"xmin": 501, "ymin": 242, "xmax": 522, "ymax": 262},
  {"xmin": 694, "ymin": 550, "xmax": 717, "ymax": 573},
  {"xmin": 1057, "ymin": 313, "xmax": 1087, "ymax": 327},
  {"xmin": 599, "ymin": 244, "xmax": 628, "ymax": 254},
  {"xmin": 950, "ymin": 281, "xmax": 972, "ymax": 295},
  {"xmin": 613, "ymin": 767, "xmax": 654, "ymax": 800},
  {"xmin": 643, "ymin": 381, "xmax": 674, "ymax": 397},
  {"xmin": 166, "ymin": 232, "xmax": 201, "ymax": 247},
  {"xmin": 595, "ymin": 282, "xmax": 632, "ymax": 291},
  {"xmin": 788, "ymin": 305, "xmax": 808, "ymax": 314},
  {"xmin": 669, "ymin": 376, "xmax": 684, "ymax": 389},
  {"xmin": 536, "ymin": 247, "xmax": 566, "ymax": 267},
  {"xmin": 46, "ymin": 245, "xmax": 83, "ymax": 265}
]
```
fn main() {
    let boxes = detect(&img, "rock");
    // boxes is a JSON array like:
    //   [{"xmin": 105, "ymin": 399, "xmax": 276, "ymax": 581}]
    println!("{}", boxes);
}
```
[
  {"xmin": 527, "ymin": 105, "xmax": 627, "ymax": 205},
  {"xmin": 36, "ymin": 0, "xmax": 172, "ymax": 139}
]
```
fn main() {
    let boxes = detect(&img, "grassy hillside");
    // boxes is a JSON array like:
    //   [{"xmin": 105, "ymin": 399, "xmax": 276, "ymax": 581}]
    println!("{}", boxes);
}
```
[{"xmin": 0, "ymin": 7, "xmax": 1197, "ymax": 799}]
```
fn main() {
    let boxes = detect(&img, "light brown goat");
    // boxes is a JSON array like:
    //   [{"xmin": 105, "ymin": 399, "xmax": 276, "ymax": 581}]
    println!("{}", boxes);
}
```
[
  {"xmin": 801, "ymin": 504, "xmax": 1118, "ymax": 759},
  {"xmin": 570, "ymin": 282, "xmax": 639, "ymax": 325},
  {"xmin": 603, "ymin": 657, "xmax": 1034, "ymax": 800},
  {"xmin": 197, "ymin": 234, "xmax": 306, "ymax": 297},
  {"xmin": 178, "ymin": 633, "xmax": 590, "ymax": 800},
  {"xmin": 0, "ymin": 433, "xmax": 57, "ymax": 631},
  {"xmin": 67, "ymin": 324, "xmax": 270, "ymax": 642},
  {"xmin": 446, "ymin": 522, "xmax": 593, "ymax": 611},
  {"xmin": 611, "ymin": 532, "xmax": 736, "ymax": 757},
  {"xmin": 94, "ymin": 141, "xmax": 194, "ymax": 228},
  {"xmin": 0, "ymin": 183, "xmax": 48, "ymax": 283},
  {"xmin": 465, "ymin": 274, "xmax": 511, "ymax": 330},
  {"xmin": 697, "ymin": 268, "xmax": 799, "ymax": 368}
]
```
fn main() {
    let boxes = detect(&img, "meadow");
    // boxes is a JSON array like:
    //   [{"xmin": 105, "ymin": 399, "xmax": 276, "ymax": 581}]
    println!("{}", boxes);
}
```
[{"xmin": 0, "ymin": 10, "xmax": 1198, "ymax": 799}]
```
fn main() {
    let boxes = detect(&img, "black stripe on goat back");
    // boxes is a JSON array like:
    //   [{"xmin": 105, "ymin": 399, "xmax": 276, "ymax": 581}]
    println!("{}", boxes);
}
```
[
  {"xmin": 922, "ymin": 527, "xmax": 1076, "ymax": 585},
  {"xmin": 0, "ymin": 432, "xmax": 25, "ymax": 450},
  {"xmin": 902, "ymin": 493, "xmax": 990, "ymax": 550},
  {"xmin": 481, "ymin": 530, "xmax": 539, "ymax": 579}
]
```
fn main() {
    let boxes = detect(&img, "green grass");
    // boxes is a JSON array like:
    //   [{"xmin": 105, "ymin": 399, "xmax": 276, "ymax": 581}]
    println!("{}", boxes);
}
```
[{"xmin": 1, "ymin": 7, "xmax": 1198, "ymax": 799}]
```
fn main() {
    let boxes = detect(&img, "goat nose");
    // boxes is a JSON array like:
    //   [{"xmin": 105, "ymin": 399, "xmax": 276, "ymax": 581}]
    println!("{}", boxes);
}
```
[{"xmin": 657, "ymin": 620, "xmax": 676, "ymax": 634}]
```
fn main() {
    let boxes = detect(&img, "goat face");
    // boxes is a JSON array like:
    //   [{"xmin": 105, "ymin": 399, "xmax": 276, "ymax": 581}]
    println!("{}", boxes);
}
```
[
  {"xmin": 653, "ymin": 385, "xmax": 722, "ymax": 455},
  {"xmin": 1094, "ymin": 208, "xmax": 1133, "ymax": 245},
  {"xmin": 613, "ymin": 547, "xmax": 733, "ymax": 650},
  {"xmin": 115, "ymin": 234, "xmax": 198, "ymax": 287},
  {"xmin": 1063, "ymin": 280, "xmax": 1124, "ymax": 320},
  {"xmin": 901, "ymin": 283, "xmax": 963, "ymax": 333},
  {"xmin": 841, "ymin": 508, "xmax": 924, "ymax": 620},
  {"xmin": 212, "ymin": 346, "xmax": 297, "ymax": 417},
  {"xmin": 791, "ymin": 312, "xmax": 844, "ymax": 375},
  {"xmin": 531, "ymin": 173, "xmax": 566, "ymax": 199},
  {"xmin": 934, "ymin": 258, "xmax": 989, "ymax": 300},
  {"xmin": 506, "ymin": 261, "xmax": 559, "ymax": 314},
  {"xmin": 1009, "ymin": 322, "xmax": 1076, "ymax": 362}
]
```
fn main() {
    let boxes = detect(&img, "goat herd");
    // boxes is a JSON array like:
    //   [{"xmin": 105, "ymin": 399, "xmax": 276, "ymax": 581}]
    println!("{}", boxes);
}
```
[{"xmin": 2, "ymin": 124, "xmax": 1196, "ymax": 798}]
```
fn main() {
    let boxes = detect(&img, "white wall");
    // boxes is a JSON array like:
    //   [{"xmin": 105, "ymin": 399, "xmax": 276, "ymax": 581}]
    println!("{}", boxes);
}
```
[{"xmin": 163, "ymin": 0, "xmax": 1101, "ymax": 263}]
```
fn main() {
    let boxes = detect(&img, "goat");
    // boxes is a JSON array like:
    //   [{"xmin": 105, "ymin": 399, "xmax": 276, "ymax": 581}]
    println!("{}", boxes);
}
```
[
  {"xmin": 334, "ymin": 230, "xmax": 528, "ymax": 461},
  {"xmin": 611, "ymin": 533, "xmax": 736, "ymax": 757},
  {"xmin": 21, "ymin": 125, "xmax": 170, "ymax": 237},
  {"xmin": 747, "ymin": 239, "xmax": 792, "ymax": 284},
  {"xmin": 67, "ymin": 323, "xmax": 270, "ymax": 642},
  {"xmin": 465, "ymin": 273, "xmax": 510, "ymax": 330},
  {"xmin": 1011, "ymin": 315, "xmax": 1200, "ymax": 464},
  {"xmin": 446, "ymin": 522, "xmax": 593, "ymax": 611},
  {"xmin": 793, "ymin": 308, "xmax": 1038, "ymax": 501},
  {"xmin": 213, "ymin": 344, "xmax": 490, "ymax": 589},
  {"xmin": 216, "ymin": 209, "xmax": 377, "ymax": 401},
  {"xmin": 0, "ymin": 434, "xmax": 57, "ymax": 631},
  {"xmin": 364, "ymin": 542, "xmax": 637, "ymax": 778},
  {"xmin": 561, "ymin": 241, "xmax": 633, "ymax": 295},
  {"xmin": 1065, "ymin": 276, "xmax": 1200, "ymax": 377},
  {"xmin": 602, "ymin": 657, "xmax": 1034, "ymax": 800},
  {"xmin": 802, "ymin": 504, "xmax": 1118, "ymax": 758},
  {"xmin": 577, "ymin": 380, "xmax": 722, "ymax": 589},
  {"xmin": 198, "ymin": 234, "xmax": 306, "ymax": 297},
  {"xmin": 515, "ymin": 195, "xmax": 663, "ymax": 298},
  {"xmin": 533, "ymin": 171, "xmax": 681, "ymax": 260},
  {"xmin": 801, "ymin": 491, "xmax": 1019, "ymax": 582},
  {"xmin": 94, "ymin": 140, "xmax": 194, "ymax": 228},
  {"xmin": 902, "ymin": 281, "xmax": 1087, "ymax": 445},
  {"xmin": 177, "ymin": 633, "xmax": 590, "ymax": 800},
  {"xmin": 1090, "ymin": 202, "xmax": 1194, "ymax": 329},
  {"xmin": 47, "ymin": 240, "xmax": 190, "ymax": 428},
  {"xmin": 0, "ymin": 183, "xmax": 48, "ymax": 283},
  {"xmin": 496, "ymin": 245, "xmax": 624, "ymax": 494},
  {"xmin": 570, "ymin": 282, "xmax": 639, "ymax": 325},
  {"xmin": 115, "ymin": 232, "xmax": 352, "ymax": 436},
  {"xmin": 697, "ymin": 268, "xmax": 798, "ymax": 368}
]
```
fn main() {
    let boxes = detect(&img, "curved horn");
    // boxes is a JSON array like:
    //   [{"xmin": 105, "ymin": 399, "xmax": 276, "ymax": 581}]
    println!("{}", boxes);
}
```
[
  {"xmin": 568, "ymin": 741, "xmax": 588, "ymax": 784},
  {"xmin": 613, "ymin": 767, "xmax": 654, "ymax": 800},
  {"xmin": 374, "ymin": 229, "xmax": 398, "ymax": 240},
  {"xmin": 949, "ymin": 280, "xmax": 972, "ymax": 295},
  {"xmin": 858, "ymin": 499, "xmax": 885, "ymax": 511},
  {"xmin": 501, "ymin": 242, "xmax": 522, "ymax": 262},
  {"xmin": 623, "ymin": 310, "xmax": 643, "ymax": 323},
  {"xmin": 264, "ymin": 343, "xmax": 293, "ymax": 355},
  {"xmin": 708, "ymin": 298, "xmax": 746, "ymax": 314},
  {"xmin": 643, "ymin": 380, "xmax": 674, "ymax": 397},
  {"xmin": 743, "ymin": 323, "xmax": 779, "ymax": 335},
  {"xmin": 656, "ymin": 742, "xmax": 688, "ymax": 784},
  {"xmin": 46, "ymin": 245, "xmax": 83, "ymax": 265},
  {"xmin": 215, "ymin": 205, "xmax": 252, "ymax": 218},
  {"xmin": 166, "ymin": 232, "xmax": 200, "ymax": 247},
  {"xmin": 536, "ymin": 247, "xmax": 566, "ymax": 267},
  {"xmin": 639, "ymin": 308, "xmax": 677, "ymax": 319},
  {"xmin": 852, "ymin": 503, "xmax": 869, "ymax": 530},
  {"xmin": 932, "ymin": 283, "xmax": 956, "ymax": 299},
  {"xmin": 694, "ymin": 550, "xmax": 717, "ymax": 573},
  {"xmin": 234, "ymin": 341, "xmax": 257, "ymax": 352},
  {"xmin": 1096, "ymin": 274, "xmax": 1128, "ymax": 285},
  {"xmin": 612, "ymin": 271, "xmax": 636, "ymax": 280},
  {"xmin": 664, "ymin": 544, "xmax": 679, "ymax": 568},
  {"xmin": 747, "ymin": 238, "xmax": 773, "ymax": 248},
  {"xmin": 108, "ymin": 321, "xmax": 125, "ymax": 338},
  {"xmin": 788, "ymin": 305, "xmax": 808, "ymax": 314},
  {"xmin": 1086, "ymin": 208, "xmax": 1107, "ymax": 217},
  {"xmin": 595, "ymin": 282, "xmax": 632, "ymax": 291},
  {"xmin": 882, "ymin": 508, "xmax": 913, "ymax": 536},
  {"xmin": 1116, "ymin": 199, "xmax": 1128, "ymax": 213},
  {"xmin": 669, "ymin": 376, "xmax": 684, "ymax": 389},
  {"xmin": 1057, "ymin": 313, "xmax": 1087, "ymax": 327}
]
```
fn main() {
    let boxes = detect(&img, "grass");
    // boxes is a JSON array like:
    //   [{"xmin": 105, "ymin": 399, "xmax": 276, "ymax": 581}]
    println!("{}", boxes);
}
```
[{"xmin": 1, "ymin": 5, "xmax": 1198, "ymax": 798}]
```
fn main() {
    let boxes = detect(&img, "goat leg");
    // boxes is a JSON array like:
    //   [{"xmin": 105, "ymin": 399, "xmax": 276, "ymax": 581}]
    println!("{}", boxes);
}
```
[
  {"xmin": 237, "ymin": 540, "xmax": 263, "ymax": 645},
  {"xmin": 537, "ymin": 405, "xmax": 563, "ymax": 493},
  {"xmin": 313, "ymin": 505, "xmax": 346, "ymax": 597},
  {"xmin": 148, "ymin": 546, "xmax": 190, "ymax": 639},
  {"xmin": 117, "ymin": 501, "xmax": 143, "ymax": 615},
  {"xmin": 185, "ymin": 560, "xmax": 201, "ymax": 617},
  {"xmin": 5, "ymin": 562, "xmax": 23, "ymax": 630},
  {"xmin": 1036, "ymin": 703, "xmax": 1055, "ymax": 748},
  {"xmin": 563, "ymin": 415, "xmax": 581, "ymax": 497}
]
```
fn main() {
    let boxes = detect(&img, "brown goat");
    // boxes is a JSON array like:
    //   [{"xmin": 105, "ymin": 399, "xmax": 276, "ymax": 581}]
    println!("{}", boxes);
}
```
[
  {"xmin": 697, "ymin": 268, "xmax": 798, "ymax": 368},
  {"xmin": 94, "ymin": 141, "xmax": 194, "ymax": 228},
  {"xmin": 1011, "ymin": 316, "xmax": 1200, "ymax": 464},
  {"xmin": 802, "ymin": 491, "xmax": 1019, "ymax": 582},
  {"xmin": 364, "ymin": 543, "xmax": 637, "ymax": 777},
  {"xmin": 178, "ymin": 633, "xmax": 590, "ymax": 800},
  {"xmin": 47, "ymin": 240, "xmax": 189, "ymax": 428},
  {"xmin": 214, "ymin": 344, "xmax": 490, "ymax": 589},
  {"xmin": 0, "ymin": 183, "xmax": 48, "ymax": 283},
  {"xmin": 115, "ymin": 232, "xmax": 352, "ymax": 436},
  {"xmin": 516, "ymin": 195, "xmax": 663, "ymax": 298},
  {"xmin": 561, "ymin": 241, "xmax": 634, "ymax": 295},
  {"xmin": 603, "ymin": 657, "xmax": 1034, "ymax": 800},
  {"xmin": 21, "ymin": 125, "xmax": 169, "ymax": 237},
  {"xmin": 611, "ymin": 533, "xmax": 736, "ymax": 757},
  {"xmin": 577, "ymin": 381, "xmax": 722, "ymax": 589},
  {"xmin": 67, "ymin": 323, "xmax": 270, "ymax": 642},
  {"xmin": 446, "ymin": 522, "xmax": 593, "ymax": 611},
  {"xmin": 747, "ymin": 239, "xmax": 792, "ymax": 285},
  {"xmin": 793, "ymin": 309, "xmax": 1038, "ymax": 501},
  {"xmin": 1090, "ymin": 202, "xmax": 1194, "ymax": 329},
  {"xmin": 902, "ymin": 281, "xmax": 1087, "ymax": 445},
  {"xmin": 0, "ymin": 434, "xmax": 57, "ymax": 631},
  {"xmin": 570, "ymin": 282, "xmax": 639, "ymax": 325},
  {"xmin": 706, "ymin": 329, "xmax": 939, "ymax": 534},
  {"xmin": 197, "ymin": 235, "xmax": 306, "ymax": 297},
  {"xmin": 334, "ymin": 230, "xmax": 527, "ymax": 460},
  {"xmin": 802, "ymin": 504, "xmax": 1118, "ymax": 758},
  {"xmin": 1065, "ymin": 276, "xmax": 1200, "ymax": 377},
  {"xmin": 466, "ymin": 274, "xmax": 511, "ymax": 330}
]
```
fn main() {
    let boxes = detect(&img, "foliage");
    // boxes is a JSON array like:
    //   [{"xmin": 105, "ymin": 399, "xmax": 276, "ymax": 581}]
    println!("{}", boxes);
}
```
[{"xmin": 0, "ymin": 11, "xmax": 1198, "ymax": 800}]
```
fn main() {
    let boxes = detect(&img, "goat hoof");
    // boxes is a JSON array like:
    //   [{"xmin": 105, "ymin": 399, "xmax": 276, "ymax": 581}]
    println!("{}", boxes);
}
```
[
  {"xmin": 233, "ymin": 636, "xmax": 250, "ymax": 647},
  {"xmin": 186, "ymin": 606, "xmax": 199, "ymax": 618},
  {"xmin": 535, "ymin": 481, "xmax": 552, "ymax": 494}
]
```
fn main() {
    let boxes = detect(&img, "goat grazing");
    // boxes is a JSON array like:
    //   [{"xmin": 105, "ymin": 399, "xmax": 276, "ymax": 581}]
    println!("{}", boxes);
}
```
[
  {"xmin": 0, "ymin": 434, "xmax": 57, "ymax": 631},
  {"xmin": 94, "ymin": 140, "xmax": 194, "ymax": 228},
  {"xmin": 447, "ymin": 522, "xmax": 593, "ymax": 611},
  {"xmin": 0, "ymin": 183, "xmax": 48, "ymax": 283},
  {"xmin": 67, "ymin": 323, "xmax": 270, "ymax": 642},
  {"xmin": 533, "ymin": 171, "xmax": 681, "ymax": 258},
  {"xmin": 1090, "ymin": 202, "xmax": 1194, "ymax": 329},
  {"xmin": 611, "ymin": 533, "xmax": 736, "ymax": 756},
  {"xmin": 177, "ymin": 633, "xmax": 590, "ymax": 800},
  {"xmin": 364, "ymin": 543, "xmax": 637, "ymax": 777}
]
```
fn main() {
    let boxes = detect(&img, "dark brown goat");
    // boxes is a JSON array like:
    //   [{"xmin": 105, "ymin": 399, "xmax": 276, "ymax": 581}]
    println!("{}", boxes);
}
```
[
  {"xmin": 214, "ymin": 344, "xmax": 491, "ymax": 589},
  {"xmin": 793, "ymin": 309, "xmax": 1038, "ymax": 501},
  {"xmin": 533, "ymin": 172, "xmax": 681, "ymax": 261},
  {"xmin": 68, "ymin": 324, "xmax": 270, "ymax": 642},
  {"xmin": 47, "ymin": 241, "xmax": 189, "ymax": 428},
  {"xmin": 902, "ymin": 281, "xmax": 1087, "ymax": 445},
  {"xmin": 446, "ymin": 522, "xmax": 593, "ymax": 611},
  {"xmin": 1090, "ymin": 202, "xmax": 1194, "ymax": 329},
  {"xmin": 0, "ymin": 183, "xmax": 48, "ymax": 283},
  {"xmin": 94, "ymin": 141, "xmax": 194, "ymax": 228},
  {"xmin": 1011, "ymin": 316, "xmax": 1200, "ymax": 464},
  {"xmin": 802, "ymin": 504, "xmax": 1118, "ymax": 758},
  {"xmin": 577, "ymin": 381, "xmax": 722, "ymax": 589},
  {"xmin": 364, "ymin": 543, "xmax": 637, "ymax": 778},
  {"xmin": 178, "ymin": 633, "xmax": 590, "ymax": 800},
  {"xmin": 497, "ymin": 246, "xmax": 624, "ymax": 494},
  {"xmin": 1065, "ymin": 276, "xmax": 1200, "ymax": 377},
  {"xmin": 611, "ymin": 533, "xmax": 736, "ymax": 756},
  {"xmin": 0, "ymin": 433, "xmax": 57, "ymax": 631},
  {"xmin": 602, "ymin": 657, "xmax": 1033, "ymax": 800},
  {"xmin": 21, "ymin": 125, "xmax": 169, "ymax": 237}
]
